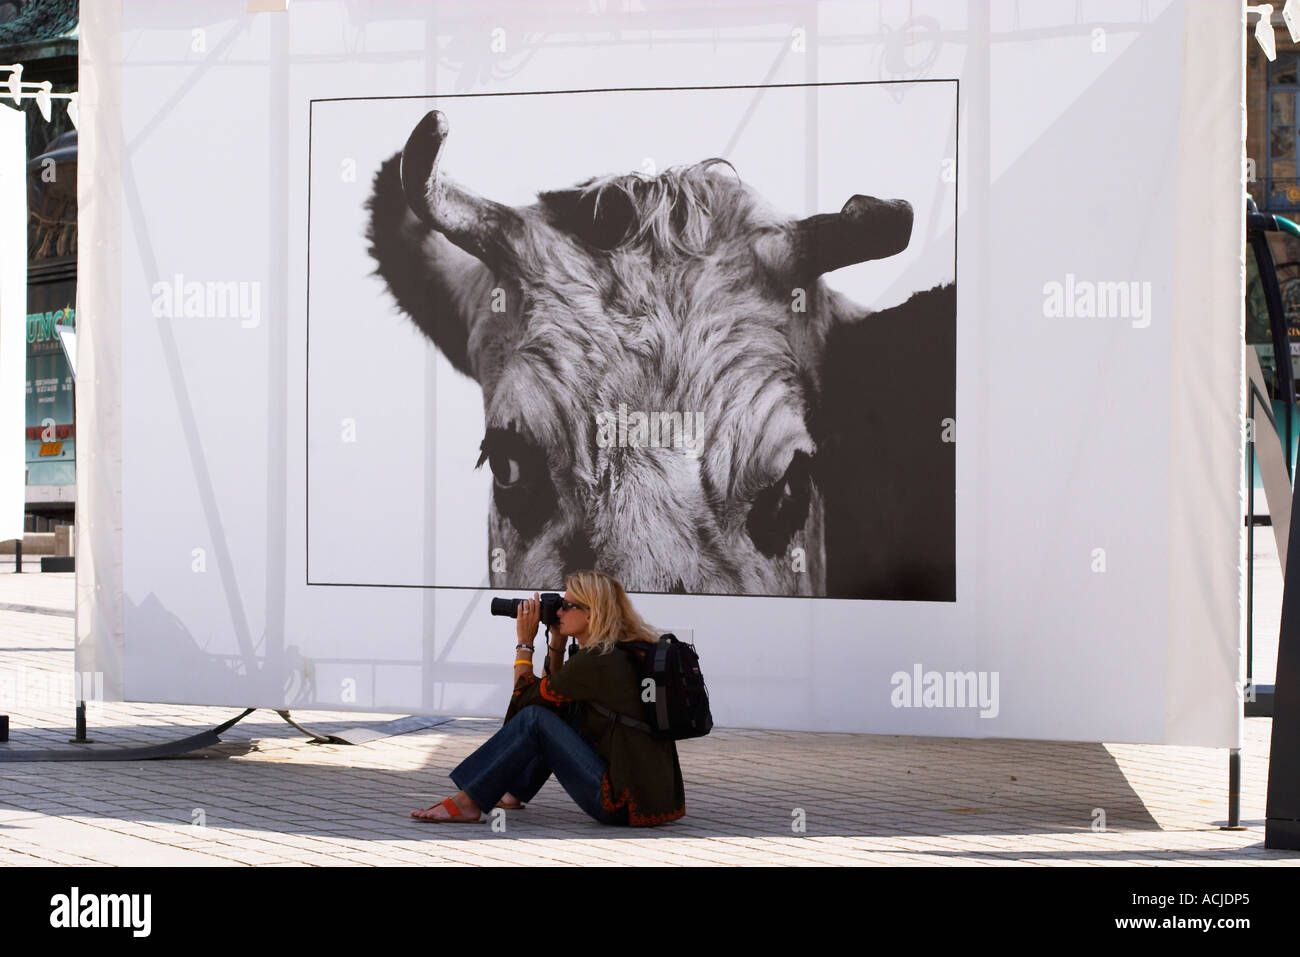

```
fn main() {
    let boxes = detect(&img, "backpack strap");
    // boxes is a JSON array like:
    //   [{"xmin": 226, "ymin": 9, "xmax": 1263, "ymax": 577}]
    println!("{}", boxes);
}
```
[
  {"xmin": 588, "ymin": 700, "xmax": 653, "ymax": 733},
  {"xmin": 620, "ymin": 636, "xmax": 673, "ymax": 733},
  {"xmin": 587, "ymin": 640, "xmax": 659, "ymax": 734},
  {"xmin": 651, "ymin": 635, "xmax": 672, "ymax": 732}
]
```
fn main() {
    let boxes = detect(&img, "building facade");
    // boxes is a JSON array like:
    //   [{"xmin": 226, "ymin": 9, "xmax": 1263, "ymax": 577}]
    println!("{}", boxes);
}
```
[{"xmin": 1, "ymin": 0, "xmax": 77, "ymax": 534}]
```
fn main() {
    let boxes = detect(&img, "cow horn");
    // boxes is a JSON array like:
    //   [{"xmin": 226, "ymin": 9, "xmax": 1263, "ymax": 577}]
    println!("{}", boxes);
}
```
[
  {"xmin": 399, "ymin": 110, "xmax": 523, "ymax": 268},
  {"xmin": 791, "ymin": 195, "xmax": 913, "ymax": 275}
]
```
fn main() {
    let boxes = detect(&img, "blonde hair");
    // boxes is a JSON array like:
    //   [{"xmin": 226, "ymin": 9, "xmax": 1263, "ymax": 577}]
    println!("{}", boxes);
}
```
[{"xmin": 564, "ymin": 570, "xmax": 659, "ymax": 655}]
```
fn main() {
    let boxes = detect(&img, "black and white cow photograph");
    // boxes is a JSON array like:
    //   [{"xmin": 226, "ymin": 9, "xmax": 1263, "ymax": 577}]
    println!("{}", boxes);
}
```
[{"xmin": 308, "ymin": 84, "xmax": 955, "ymax": 601}]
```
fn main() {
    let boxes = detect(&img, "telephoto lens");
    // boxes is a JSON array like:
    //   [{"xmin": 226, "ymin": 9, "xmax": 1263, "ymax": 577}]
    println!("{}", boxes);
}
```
[
  {"xmin": 489, "ymin": 593, "xmax": 563, "ymax": 626},
  {"xmin": 490, "ymin": 597, "xmax": 523, "ymax": 618}
]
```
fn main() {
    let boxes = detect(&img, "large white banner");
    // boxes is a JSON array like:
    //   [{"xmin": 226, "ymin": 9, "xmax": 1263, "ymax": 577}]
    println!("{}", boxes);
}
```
[{"xmin": 78, "ymin": 0, "xmax": 1245, "ymax": 746}]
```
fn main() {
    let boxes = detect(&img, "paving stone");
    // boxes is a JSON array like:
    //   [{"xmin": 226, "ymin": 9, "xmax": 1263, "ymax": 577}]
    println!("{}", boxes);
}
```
[{"xmin": 0, "ymin": 569, "xmax": 1296, "ymax": 866}]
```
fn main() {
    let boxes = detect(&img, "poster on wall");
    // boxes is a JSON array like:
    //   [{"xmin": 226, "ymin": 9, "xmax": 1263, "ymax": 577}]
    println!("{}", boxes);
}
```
[
  {"xmin": 25, "ymin": 285, "xmax": 76, "ymax": 490},
  {"xmin": 77, "ymin": 0, "xmax": 1244, "ymax": 746},
  {"xmin": 0, "ymin": 104, "xmax": 28, "ymax": 542},
  {"xmin": 309, "ymin": 83, "xmax": 956, "ymax": 602}
]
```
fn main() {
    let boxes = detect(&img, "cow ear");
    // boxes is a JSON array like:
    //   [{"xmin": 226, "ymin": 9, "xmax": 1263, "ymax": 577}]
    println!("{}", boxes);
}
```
[
  {"xmin": 539, "ymin": 184, "xmax": 637, "ymax": 251},
  {"xmin": 788, "ymin": 196, "xmax": 913, "ymax": 278},
  {"xmin": 367, "ymin": 152, "xmax": 494, "ymax": 382}
]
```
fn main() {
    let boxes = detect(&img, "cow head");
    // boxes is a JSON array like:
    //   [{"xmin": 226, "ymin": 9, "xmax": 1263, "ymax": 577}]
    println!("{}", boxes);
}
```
[{"xmin": 366, "ymin": 110, "xmax": 912, "ymax": 596}]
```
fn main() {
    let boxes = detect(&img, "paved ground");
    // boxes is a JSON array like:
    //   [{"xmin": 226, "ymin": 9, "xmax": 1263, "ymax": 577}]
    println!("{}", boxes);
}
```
[{"xmin": 0, "ymin": 553, "xmax": 1296, "ymax": 866}]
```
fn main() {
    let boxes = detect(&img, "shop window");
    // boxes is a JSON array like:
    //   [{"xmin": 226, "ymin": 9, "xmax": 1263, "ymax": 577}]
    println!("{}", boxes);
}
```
[{"xmin": 1269, "ymin": 53, "xmax": 1300, "ymax": 210}]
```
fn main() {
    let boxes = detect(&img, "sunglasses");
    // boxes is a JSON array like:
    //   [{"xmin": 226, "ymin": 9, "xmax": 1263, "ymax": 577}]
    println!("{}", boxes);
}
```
[{"xmin": 559, "ymin": 600, "xmax": 587, "ymax": 612}]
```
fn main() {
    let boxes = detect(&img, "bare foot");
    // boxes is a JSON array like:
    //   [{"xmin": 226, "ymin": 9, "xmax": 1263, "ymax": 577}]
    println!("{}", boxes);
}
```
[
  {"xmin": 411, "ymin": 792, "xmax": 482, "ymax": 821},
  {"xmin": 497, "ymin": 792, "xmax": 524, "ymax": 809}
]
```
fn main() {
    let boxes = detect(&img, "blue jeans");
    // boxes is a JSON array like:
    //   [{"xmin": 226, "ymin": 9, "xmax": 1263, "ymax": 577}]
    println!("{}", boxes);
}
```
[{"xmin": 450, "ymin": 705, "xmax": 621, "ymax": 824}]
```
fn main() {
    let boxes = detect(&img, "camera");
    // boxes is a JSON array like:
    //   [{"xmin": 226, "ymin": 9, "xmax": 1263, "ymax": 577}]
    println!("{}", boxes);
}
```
[{"xmin": 491, "ymin": 592, "xmax": 563, "ymax": 627}]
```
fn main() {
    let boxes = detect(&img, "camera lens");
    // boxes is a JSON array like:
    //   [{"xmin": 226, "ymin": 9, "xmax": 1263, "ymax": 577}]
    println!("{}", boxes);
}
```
[{"xmin": 489, "ymin": 597, "xmax": 522, "ymax": 618}]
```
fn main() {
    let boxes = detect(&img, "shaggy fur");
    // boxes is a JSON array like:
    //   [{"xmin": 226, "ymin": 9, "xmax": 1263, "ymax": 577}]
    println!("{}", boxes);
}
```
[{"xmin": 367, "ymin": 152, "xmax": 916, "ymax": 596}]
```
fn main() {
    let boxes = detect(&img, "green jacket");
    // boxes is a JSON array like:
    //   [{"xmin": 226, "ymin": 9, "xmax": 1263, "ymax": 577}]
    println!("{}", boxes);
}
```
[{"xmin": 504, "ymin": 643, "xmax": 685, "ymax": 826}]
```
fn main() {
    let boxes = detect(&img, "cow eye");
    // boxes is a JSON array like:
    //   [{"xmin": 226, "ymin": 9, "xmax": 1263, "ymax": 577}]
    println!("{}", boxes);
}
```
[
  {"xmin": 746, "ymin": 451, "xmax": 813, "ymax": 557},
  {"xmin": 475, "ymin": 426, "xmax": 557, "ymax": 539},
  {"xmin": 477, "ymin": 427, "xmax": 538, "ymax": 488},
  {"xmin": 489, "ymin": 453, "xmax": 522, "ymax": 488}
]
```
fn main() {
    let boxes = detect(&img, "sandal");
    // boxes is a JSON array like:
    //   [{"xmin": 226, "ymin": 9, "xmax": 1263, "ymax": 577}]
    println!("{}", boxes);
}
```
[{"xmin": 411, "ymin": 797, "xmax": 480, "ymax": 823}]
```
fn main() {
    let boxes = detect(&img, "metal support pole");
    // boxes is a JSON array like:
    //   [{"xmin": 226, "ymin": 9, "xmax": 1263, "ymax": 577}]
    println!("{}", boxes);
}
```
[
  {"xmin": 1225, "ymin": 749, "xmax": 1244, "ymax": 830},
  {"xmin": 15, "ymin": 538, "xmax": 21, "ymax": 573},
  {"xmin": 1266, "ymin": 424, "xmax": 1300, "ymax": 847},
  {"xmin": 67, "ymin": 700, "xmax": 92, "ymax": 743},
  {"xmin": 1248, "ymin": 403, "xmax": 1256, "ymax": 698},
  {"xmin": 1244, "ymin": 386, "xmax": 1276, "ymax": 716}
]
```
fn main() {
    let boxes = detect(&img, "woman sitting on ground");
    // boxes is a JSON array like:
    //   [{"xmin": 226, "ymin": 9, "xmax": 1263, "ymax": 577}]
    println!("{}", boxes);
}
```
[{"xmin": 411, "ymin": 569, "xmax": 685, "ymax": 826}]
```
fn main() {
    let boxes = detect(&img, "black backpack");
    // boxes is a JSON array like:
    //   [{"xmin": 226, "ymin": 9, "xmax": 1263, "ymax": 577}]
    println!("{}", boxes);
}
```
[{"xmin": 589, "ymin": 633, "xmax": 712, "ymax": 741}]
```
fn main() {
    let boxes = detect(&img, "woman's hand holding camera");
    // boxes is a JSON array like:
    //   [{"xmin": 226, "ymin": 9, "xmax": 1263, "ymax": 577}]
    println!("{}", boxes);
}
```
[{"xmin": 516, "ymin": 592, "xmax": 541, "ymax": 645}]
